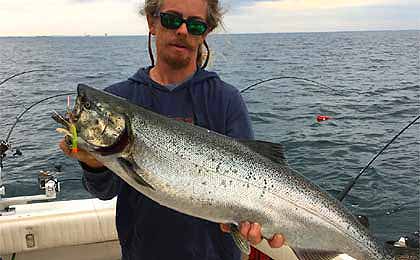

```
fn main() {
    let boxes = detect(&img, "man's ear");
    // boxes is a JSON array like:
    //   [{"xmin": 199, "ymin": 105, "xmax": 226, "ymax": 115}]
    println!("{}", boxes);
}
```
[
  {"xmin": 146, "ymin": 14, "xmax": 157, "ymax": 35},
  {"xmin": 200, "ymin": 30, "xmax": 210, "ymax": 44}
]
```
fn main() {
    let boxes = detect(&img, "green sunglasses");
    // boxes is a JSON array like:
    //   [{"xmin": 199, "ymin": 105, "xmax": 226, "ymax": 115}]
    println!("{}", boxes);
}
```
[{"xmin": 158, "ymin": 12, "xmax": 208, "ymax": 36}]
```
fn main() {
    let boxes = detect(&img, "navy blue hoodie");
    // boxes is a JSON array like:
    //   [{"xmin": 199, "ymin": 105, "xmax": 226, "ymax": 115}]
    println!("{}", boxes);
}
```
[{"xmin": 82, "ymin": 67, "xmax": 254, "ymax": 260}]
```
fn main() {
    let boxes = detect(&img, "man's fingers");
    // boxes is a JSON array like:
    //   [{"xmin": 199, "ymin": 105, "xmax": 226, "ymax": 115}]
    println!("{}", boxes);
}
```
[
  {"xmin": 239, "ymin": 221, "xmax": 250, "ymax": 238},
  {"xmin": 219, "ymin": 223, "xmax": 230, "ymax": 233},
  {"xmin": 58, "ymin": 139, "xmax": 105, "ymax": 168},
  {"xmin": 239, "ymin": 221, "xmax": 263, "ymax": 245},
  {"xmin": 59, "ymin": 139, "xmax": 72, "ymax": 156},
  {"xmin": 268, "ymin": 233, "xmax": 285, "ymax": 248},
  {"xmin": 223, "ymin": 221, "xmax": 284, "ymax": 248},
  {"xmin": 247, "ymin": 223, "xmax": 262, "ymax": 245}
]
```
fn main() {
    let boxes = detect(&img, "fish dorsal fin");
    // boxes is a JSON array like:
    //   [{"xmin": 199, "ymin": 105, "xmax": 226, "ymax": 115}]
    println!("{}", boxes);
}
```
[
  {"xmin": 291, "ymin": 247, "xmax": 342, "ymax": 260},
  {"xmin": 238, "ymin": 140, "xmax": 287, "ymax": 165}
]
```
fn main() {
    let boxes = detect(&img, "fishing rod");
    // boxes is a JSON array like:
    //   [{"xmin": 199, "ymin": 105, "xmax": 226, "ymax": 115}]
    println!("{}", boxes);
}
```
[
  {"xmin": 0, "ymin": 92, "xmax": 74, "ymax": 168},
  {"xmin": 240, "ymin": 77, "xmax": 419, "ymax": 201},
  {"xmin": 337, "ymin": 115, "xmax": 420, "ymax": 201},
  {"xmin": 0, "ymin": 70, "xmax": 52, "ymax": 87},
  {"xmin": 4, "ymin": 93, "xmax": 74, "ymax": 142}
]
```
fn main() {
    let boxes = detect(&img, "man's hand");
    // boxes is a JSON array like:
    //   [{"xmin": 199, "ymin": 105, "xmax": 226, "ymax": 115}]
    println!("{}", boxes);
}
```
[
  {"xmin": 59, "ymin": 139, "xmax": 104, "ymax": 169},
  {"xmin": 220, "ymin": 222, "xmax": 284, "ymax": 248}
]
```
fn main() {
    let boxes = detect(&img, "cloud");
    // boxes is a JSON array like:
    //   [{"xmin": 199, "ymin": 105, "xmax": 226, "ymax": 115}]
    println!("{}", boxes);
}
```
[
  {"xmin": 70, "ymin": 0, "xmax": 98, "ymax": 2},
  {"xmin": 223, "ymin": 0, "xmax": 420, "ymax": 33},
  {"xmin": 0, "ymin": 0, "xmax": 145, "ymax": 36},
  {"xmin": 225, "ymin": 0, "xmax": 420, "ymax": 12},
  {"xmin": 0, "ymin": 0, "xmax": 418, "ymax": 36},
  {"xmin": 68, "ymin": 0, "xmax": 133, "ymax": 2}
]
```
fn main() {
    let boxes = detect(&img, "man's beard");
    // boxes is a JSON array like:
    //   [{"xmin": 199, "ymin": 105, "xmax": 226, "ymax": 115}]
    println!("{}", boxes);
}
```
[{"xmin": 162, "ymin": 52, "xmax": 192, "ymax": 70}]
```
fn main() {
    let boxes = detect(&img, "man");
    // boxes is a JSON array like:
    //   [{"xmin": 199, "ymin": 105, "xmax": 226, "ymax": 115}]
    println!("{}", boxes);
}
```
[{"xmin": 60, "ymin": 0, "xmax": 284, "ymax": 259}]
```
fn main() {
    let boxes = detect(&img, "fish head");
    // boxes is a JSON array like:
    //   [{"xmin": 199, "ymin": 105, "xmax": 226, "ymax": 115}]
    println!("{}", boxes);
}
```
[
  {"xmin": 73, "ymin": 89, "xmax": 126, "ymax": 148},
  {"xmin": 53, "ymin": 84, "xmax": 130, "ymax": 154}
]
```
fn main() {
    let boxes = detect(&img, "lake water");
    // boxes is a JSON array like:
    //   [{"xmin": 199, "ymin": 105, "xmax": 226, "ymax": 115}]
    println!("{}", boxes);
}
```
[{"xmin": 0, "ymin": 30, "xmax": 419, "ymax": 244}]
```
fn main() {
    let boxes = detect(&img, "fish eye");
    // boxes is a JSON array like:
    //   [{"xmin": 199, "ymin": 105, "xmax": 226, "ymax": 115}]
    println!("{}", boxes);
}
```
[{"xmin": 84, "ymin": 101, "xmax": 91, "ymax": 110}]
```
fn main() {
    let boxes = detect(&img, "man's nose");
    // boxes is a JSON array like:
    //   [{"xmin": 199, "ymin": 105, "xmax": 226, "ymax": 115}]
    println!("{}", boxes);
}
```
[{"xmin": 176, "ymin": 22, "xmax": 188, "ymax": 36}]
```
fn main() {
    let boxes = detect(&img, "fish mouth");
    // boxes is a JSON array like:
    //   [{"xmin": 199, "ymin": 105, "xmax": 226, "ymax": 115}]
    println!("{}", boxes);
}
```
[
  {"xmin": 52, "ymin": 110, "xmax": 74, "ymax": 142},
  {"xmin": 52, "ymin": 94, "xmax": 130, "ymax": 155}
]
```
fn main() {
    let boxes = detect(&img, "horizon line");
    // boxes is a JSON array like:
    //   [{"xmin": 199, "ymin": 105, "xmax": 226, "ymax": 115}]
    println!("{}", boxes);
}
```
[{"xmin": 0, "ymin": 28, "xmax": 418, "ymax": 38}]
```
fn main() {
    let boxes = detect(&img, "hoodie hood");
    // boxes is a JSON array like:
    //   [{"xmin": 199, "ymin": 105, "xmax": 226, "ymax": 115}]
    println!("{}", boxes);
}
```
[{"xmin": 128, "ymin": 66, "xmax": 219, "ymax": 93}]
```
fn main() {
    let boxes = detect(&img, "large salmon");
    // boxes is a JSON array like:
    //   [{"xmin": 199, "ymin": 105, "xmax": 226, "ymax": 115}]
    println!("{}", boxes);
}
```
[{"xmin": 53, "ymin": 84, "xmax": 393, "ymax": 260}]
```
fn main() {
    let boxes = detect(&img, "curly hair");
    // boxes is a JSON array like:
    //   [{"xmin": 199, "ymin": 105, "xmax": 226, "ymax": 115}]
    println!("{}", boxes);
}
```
[{"xmin": 140, "ymin": 0, "xmax": 224, "ymax": 68}]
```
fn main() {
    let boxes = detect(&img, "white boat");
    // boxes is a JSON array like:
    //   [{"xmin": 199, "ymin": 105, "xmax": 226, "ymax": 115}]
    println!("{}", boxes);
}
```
[
  {"xmin": 0, "ymin": 198, "xmax": 120, "ymax": 260},
  {"xmin": 0, "ymin": 167, "xmax": 355, "ymax": 260},
  {"xmin": 0, "ymin": 197, "xmax": 356, "ymax": 260}
]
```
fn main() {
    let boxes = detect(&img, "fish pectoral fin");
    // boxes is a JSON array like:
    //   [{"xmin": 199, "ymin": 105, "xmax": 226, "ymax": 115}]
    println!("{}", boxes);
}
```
[
  {"xmin": 117, "ymin": 157, "xmax": 155, "ymax": 190},
  {"xmin": 237, "ymin": 140, "xmax": 287, "ymax": 166},
  {"xmin": 229, "ymin": 224, "xmax": 251, "ymax": 255},
  {"xmin": 291, "ymin": 247, "xmax": 341, "ymax": 260}
]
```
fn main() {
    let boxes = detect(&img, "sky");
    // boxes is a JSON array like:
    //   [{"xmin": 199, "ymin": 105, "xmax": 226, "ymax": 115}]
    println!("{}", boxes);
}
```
[{"xmin": 0, "ymin": 0, "xmax": 418, "ymax": 36}]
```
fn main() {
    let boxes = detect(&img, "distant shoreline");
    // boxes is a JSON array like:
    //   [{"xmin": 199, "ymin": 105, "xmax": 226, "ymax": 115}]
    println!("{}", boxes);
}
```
[{"xmin": 0, "ymin": 29, "xmax": 418, "ymax": 38}]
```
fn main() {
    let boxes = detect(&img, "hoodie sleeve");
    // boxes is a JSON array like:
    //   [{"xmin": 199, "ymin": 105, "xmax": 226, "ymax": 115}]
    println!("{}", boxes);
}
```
[
  {"xmin": 80, "ymin": 162, "xmax": 122, "ymax": 200},
  {"xmin": 226, "ymin": 89, "xmax": 255, "ymax": 140}
]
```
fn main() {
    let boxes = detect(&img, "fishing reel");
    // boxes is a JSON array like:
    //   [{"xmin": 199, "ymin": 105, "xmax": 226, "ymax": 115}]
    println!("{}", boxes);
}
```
[
  {"xmin": 0, "ymin": 140, "xmax": 23, "ymax": 167},
  {"xmin": 38, "ymin": 170, "xmax": 60, "ymax": 196},
  {"xmin": 386, "ymin": 231, "xmax": 420, "ymax": 259},
  {"xmin": 0, "ymin": 170, "xmax": 61, "ymax": 215},
  {"xmin": 0, "ymin": 140, "xmax": 9, "ymax": 164}
]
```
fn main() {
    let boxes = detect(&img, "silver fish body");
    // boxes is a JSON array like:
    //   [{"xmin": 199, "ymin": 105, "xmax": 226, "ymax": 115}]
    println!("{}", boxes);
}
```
[{"xmin": 59, "ymin": 84, "xmax": 393, "ymax": 260}]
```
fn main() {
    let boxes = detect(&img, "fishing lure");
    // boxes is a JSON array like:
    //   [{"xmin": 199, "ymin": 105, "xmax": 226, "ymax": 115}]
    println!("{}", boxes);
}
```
[
  {"xmin": 70, "ymin": 124, "xmax": 78, "ymax": 153},
  {"xmin": 66, "ymin": 96, "xmax": 78, "ymax": 153},
  {"xmin": 316, "ymin": 115, "xmax": 331, "ymax": 122}
]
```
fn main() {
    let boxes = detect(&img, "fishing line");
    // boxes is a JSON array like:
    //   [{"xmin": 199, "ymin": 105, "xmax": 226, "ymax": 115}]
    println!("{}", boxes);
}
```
[
  {"xmin": 5, "ymin": 93, "xmax": 75, "ymax": 142},
  {"xmin": 0, "ymin": 92, "xmax": 75, "ymax": 170},
  {"xmin": 337, "ymin": 115, "xmax": 420, "ymax": 201},
  {"xmin": 239, "ymin": 76, "xmax": 335, "ymax": 93},
  {"xmin": 0, "ymin": 70, "xmax": 52, "ymax": 87},
  {"xmin": 239, "ymin": 77, "xmax": 419, "ymax": 202}
]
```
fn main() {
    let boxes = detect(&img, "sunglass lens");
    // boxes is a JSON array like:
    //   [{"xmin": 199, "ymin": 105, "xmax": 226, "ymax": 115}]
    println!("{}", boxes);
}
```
[
  {"xmin": 188, "ymin": 21, "xmax": 207, "ymax": 35},
  {"xmin": 160, "ymin": 12, "xmax": 207, "ymax": 36},
  {"xmin": 161, "ymin": 13, "xmax": 182, "ymax": 29}
]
